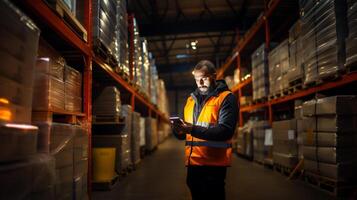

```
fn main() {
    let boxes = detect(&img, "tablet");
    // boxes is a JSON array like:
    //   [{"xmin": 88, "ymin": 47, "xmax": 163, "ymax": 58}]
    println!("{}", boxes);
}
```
[{"xmin": 169, "ymin": 117, "xmax": 184, "ymax": 124}]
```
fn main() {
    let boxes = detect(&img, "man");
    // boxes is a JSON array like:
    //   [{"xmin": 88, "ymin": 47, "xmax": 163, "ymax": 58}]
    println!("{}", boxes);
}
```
[{"xmin": 172, "ymin": 60, "xmax": 238, "ymax": 200}]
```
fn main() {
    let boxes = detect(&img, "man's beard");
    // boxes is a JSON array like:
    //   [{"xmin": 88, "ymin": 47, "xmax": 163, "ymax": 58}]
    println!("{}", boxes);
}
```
[{"xmin": 198, "ymin": 86, "xmax": 209, "ymax": 95}]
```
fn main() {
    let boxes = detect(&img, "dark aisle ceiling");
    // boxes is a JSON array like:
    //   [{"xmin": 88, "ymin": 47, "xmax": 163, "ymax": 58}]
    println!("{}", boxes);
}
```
[{"xmin": 128, "ymin": 0, "xmax": 299, "ymax": 90}]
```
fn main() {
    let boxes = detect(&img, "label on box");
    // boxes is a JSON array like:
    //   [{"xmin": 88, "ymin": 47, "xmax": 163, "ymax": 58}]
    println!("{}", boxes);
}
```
[
  {"xmin": 264, "ymin": 129, "xmax": 273, "ymax": 146},
  {"xmin": 288, "ymin": 130, "xmax": 295, "ymax": 140}
]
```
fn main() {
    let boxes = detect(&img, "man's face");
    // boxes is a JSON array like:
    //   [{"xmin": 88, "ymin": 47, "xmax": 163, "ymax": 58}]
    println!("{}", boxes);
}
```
[{"xmin": 193, "ymin": 69, "xmax": 214, "ymax": 93}]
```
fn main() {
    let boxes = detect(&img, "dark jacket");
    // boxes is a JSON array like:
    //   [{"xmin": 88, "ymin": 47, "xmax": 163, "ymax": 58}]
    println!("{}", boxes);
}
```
[{"xmin": 174, "ymin": 80, "xmax": 238, "ymax": 141}]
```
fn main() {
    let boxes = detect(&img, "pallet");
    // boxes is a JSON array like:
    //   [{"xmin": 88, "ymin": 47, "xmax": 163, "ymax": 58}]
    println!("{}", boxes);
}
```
[
  {"xmin": 92, "ymin": 115, "xmax": 125, "ymax": 124},
  {"xmin": 254, "ymin": 160, "xmax": 264, "ymax": 165},
  {"xmin": 49, "ymin": 0, "xmax": 87, "ymax": 42},
  {"xmin": 269, "ymin": 92, "xmax": 283, "ymax": 100},
  {"xmin": 288, "ymin": 83, "xmax": 303, "ymax": 94},
  {"xmin": 289, "ymin": 76, "xmax": 303, "ymax": 87},
  {"xmin": 32, "ymin": 109, "xmax": 85, "ymax": 124},
  {"xmin": 93, "ymin": 39, "xmax": 118, "ymax": 67},
  {"xmin": 252, "ymin": 97, "xmax": 267, "ymax": 104},
  {"xmin": 317, "ymin": 70, "xmax": 344, "ymax": 85},
  {"xmin": 263, "ymin": 159, "xmax": 274, "ymax": 169},
  {"xmin": 274, "ymin": 164, "xmax": 293, "ymax": 177},
  {"xmin": 92, "ymin": 175, "xmax": 118, "ymax": 191},
  {"xmin": 304, "ymin": 172, "xmax": 357, "ymax": 198}
]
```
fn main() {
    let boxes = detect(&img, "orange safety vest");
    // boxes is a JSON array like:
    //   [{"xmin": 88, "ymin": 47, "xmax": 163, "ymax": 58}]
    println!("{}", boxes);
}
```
[{"xmin": 184, "ymin": 91, "xmax": 232, "ymax": 166}]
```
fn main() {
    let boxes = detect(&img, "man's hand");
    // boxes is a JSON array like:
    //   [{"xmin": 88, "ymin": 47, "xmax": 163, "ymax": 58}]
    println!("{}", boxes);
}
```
[{"xmin": 171, "ymin": 120, "xmax": 193, "ymax": 135}]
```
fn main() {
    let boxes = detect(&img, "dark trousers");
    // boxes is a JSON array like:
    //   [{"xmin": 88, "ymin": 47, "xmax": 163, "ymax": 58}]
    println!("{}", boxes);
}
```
[{"xmin": 186, "ymin": 166, "xmax": 227, "ymax": 200}]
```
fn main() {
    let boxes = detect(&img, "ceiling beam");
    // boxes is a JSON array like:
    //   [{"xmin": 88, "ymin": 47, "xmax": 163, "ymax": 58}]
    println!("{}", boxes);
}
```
[
  {"xmin": 147, "ymin": 32, "xmax": 237, "ymax": 42},
  {"xmin": 139, "ymin": 18, "xmax": 255, "ymax": 36}
]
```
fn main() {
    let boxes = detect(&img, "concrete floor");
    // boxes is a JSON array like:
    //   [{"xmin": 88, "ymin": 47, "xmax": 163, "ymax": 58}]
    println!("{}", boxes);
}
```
[{"xmin": 93, "ymin": 137, "xmax": 336, "ymax": 200}]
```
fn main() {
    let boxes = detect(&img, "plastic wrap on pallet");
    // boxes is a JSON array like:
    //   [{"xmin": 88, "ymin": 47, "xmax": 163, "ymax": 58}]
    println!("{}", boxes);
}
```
[
  {"xmin": 150, "ymin": 62, "xmax": 158, "ymax": 105},
  {"xmin": 0, "ymin": 76, "xmax": 33, "ymax": 124},
  {"xmin": 251, "ymin": 44, "xmax": 269, "ymax": 100},
  {"xmin": 346, "ymin": 0, "xmax": 357, "ymax": 67},
  {"xmin": 145, "ymin": 117, "xmax": 158, "ymax": 151},
  {"xmin": 157, "ymin": 79, "xmax": 170, "ymax": 117},
  {"xmin": 73, "ymin": 125, "xmax": 88, "ymax": 179},
  {"xmin": 37, "ymin": 39, "xmax": 65, "ymax": 81},
  {"xmin": 300, "ymin": 0, "xmax": 347, "ymax": 85},
  {"xmin": 74, "ymin": 174, "xmax": 88, "ymax": 200},
  {"xmin": 131, "ymin": 112, "xmax": 141, "ymax": 165},
  {"xmin": 252, "ymin": 120, "xmax": 271, "ymax": 163},
  {"xmin": 0, "ymin": 123, "xmax": 38, "ymax": 162},
  {"xmin": 0, "ymin": 154, "xmax": 56, "ymax": 199},
  {"xmin": 92, "ymin": 0, "xmax": 118, "ymax": 61},
  {"xmin": 139, "ymin": 117, "xmax": 146, "ymax": 147},
  {"xmin": 0, "ymin": 0, "xmax": 40, "ymax": 124},
  {"xmin": 33, "ymin": 73, "xmax": 66, "ymax": 111},
  {"xmin": 269, "ymin": 39, "xmax": 289, "ymax": 96},
  {"xmin": 93, "ymin": 134, "xmax": 132, "ymax": 173},
  {"xmin": 288, "ymin": 20, "xmax": 304, "ymax": 84},
  {"xmin": 116, "ymin": 0, "xmax": 129, "ymax": 75},
  {"xmin": 93, "ymin": 86, "xmax": 121, "ymax": 116},
  {"xmin": 35, "ymin": 122, "xmax": 75, "ymax": 169},
  {"xmin": 141, "ymin": 39, "xmax": 151, "ymax": 96}
]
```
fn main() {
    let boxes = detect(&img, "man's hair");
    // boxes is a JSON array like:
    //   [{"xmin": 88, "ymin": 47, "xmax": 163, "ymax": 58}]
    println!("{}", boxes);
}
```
[{"xmin": 194, "ymin": 60, "xmax": 216, "ymax": 75}]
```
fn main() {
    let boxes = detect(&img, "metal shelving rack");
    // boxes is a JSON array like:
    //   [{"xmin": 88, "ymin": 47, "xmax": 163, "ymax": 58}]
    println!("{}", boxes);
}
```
[
  {"xmin": 17, "ymin": 0, "xmax": 169, "ymax": 197},
  {"xmin": 216, "ymin": 0, "xmax": 357, "ymax": 127}
]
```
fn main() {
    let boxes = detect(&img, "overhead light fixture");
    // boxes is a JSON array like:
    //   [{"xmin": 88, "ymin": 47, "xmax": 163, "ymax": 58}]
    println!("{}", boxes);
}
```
[{"xmin": 176, "ymin": 54, "xmax": 190, "ymax": 59}]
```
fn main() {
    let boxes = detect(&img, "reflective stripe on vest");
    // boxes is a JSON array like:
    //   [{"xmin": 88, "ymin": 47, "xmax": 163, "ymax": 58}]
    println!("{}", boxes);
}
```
[{"xmin": 186, "ymin": 141, "xmax": 232, "ymax": 148}]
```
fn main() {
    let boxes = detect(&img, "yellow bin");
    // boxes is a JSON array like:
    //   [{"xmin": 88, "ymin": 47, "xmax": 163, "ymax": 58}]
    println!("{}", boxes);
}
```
[{"xmin": 93, "ymin": 148, "xmax": 117, "ymax": 182}]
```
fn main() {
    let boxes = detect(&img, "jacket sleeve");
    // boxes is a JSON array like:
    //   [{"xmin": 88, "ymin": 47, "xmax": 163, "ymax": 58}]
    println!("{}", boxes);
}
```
[{"xmin": 190, "ymin": 93, "xmax": 238, "ymax": 141}]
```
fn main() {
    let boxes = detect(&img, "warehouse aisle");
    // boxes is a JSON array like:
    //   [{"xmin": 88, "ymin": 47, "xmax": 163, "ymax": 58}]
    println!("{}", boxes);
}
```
[{"xmin": 92, "ymin": 137, "xmax": 335, "ymax": 200}]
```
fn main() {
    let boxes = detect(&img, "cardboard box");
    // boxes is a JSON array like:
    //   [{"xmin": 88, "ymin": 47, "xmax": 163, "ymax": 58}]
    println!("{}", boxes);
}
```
[
  {"xmin": 303, "ymin": 146, "xmax": 357, "ymax": 164},
  {"xmin": 316, "ymin": 96, "xmax": 357, "ymax": 115},
  {"xmin": 0, "ymin": 124, "xmax": 38, "ymax": 162},
  {"xmin": 302, "ymin": 116, "xmax": 357, "ymax": 132},
  {"xmin": 273, "ymin": 152, "xmax": 298, "ymax": 168},
  {"xmin": 303, "ymin": 131, "xmax": 357, "ymax": 147},
  {"xmin": 0, "ymin": 154, "xmax": 55, "ymax": 199},
  {"xmin": 304, "ymin": 159, "xmax": 357, "ymax": 181}
]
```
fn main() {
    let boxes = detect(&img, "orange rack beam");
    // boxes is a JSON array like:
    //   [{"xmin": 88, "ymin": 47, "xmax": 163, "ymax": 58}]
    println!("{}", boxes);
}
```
[
  {"xmin": 231, "ymin": 77, "xmax": 252, "ymax": 93},
  {"xmin": 240, "ymin": 72, "xmax": 357, "ymax": 113}
]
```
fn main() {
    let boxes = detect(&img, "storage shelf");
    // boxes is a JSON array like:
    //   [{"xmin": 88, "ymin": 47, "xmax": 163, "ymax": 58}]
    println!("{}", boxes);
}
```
[
  {"xmin": 22, "ymin": 0, "xmax": 91, "ymax": 56},
  {"xmin": 231, "ymin": 77, "xmax": 252, "ymax": 93},
  {"xmin": 93, "ymin": 56, "xmax": 169, "ymax": 121},
  {"xmin": 217, "ymin": 0, "xmax": 282, "ymax": 79},
  {"xmin": 240, "ymin": 72, "xmax": 357, "ymax": 113}
]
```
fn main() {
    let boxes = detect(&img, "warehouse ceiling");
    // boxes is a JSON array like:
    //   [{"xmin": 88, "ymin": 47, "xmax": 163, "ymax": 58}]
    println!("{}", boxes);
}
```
[{"xmin": 129, "ymin": 0, "xmax": 299, "ymax": 90}]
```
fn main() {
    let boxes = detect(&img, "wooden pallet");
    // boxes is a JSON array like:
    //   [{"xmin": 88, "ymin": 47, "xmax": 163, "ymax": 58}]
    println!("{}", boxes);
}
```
[
  {"xmin": 92, "ymin": 175, "xmax": 119, "ymax": 191},
  {"xmin": 252, "ymin": 97, "xmax": 267, "ymax": 104},
  {"xmin": 288, "ymin": 83, "xmax": 303, "ymax": 94},
  {"xmin": 32, "ymin": 110, "xmax": 85, "ymax": 124},
  {"xmin": 92, "ymin": 115, "xmax": 125, "ymax": 124},
  {"xmin": 317, "ymin": 70, "xmax": 344, "ymax": 85},
  {"xmin": 50, "ymin": 0, "xmax": 87, "ymax": 42},
  {"xmin": 274, "ymin": 164, "xmax": 293, "ymax": 177},
  {"xmin": 304, "ymin": 172, "xmax": 357, "ymax": 198},
  {"xmin": 289, "ymin": 76, "xmax": 303, "ymax": 87},
  {"xmin": 93, "ymin": 39, "xmax": 118, "ymax": 67}
]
